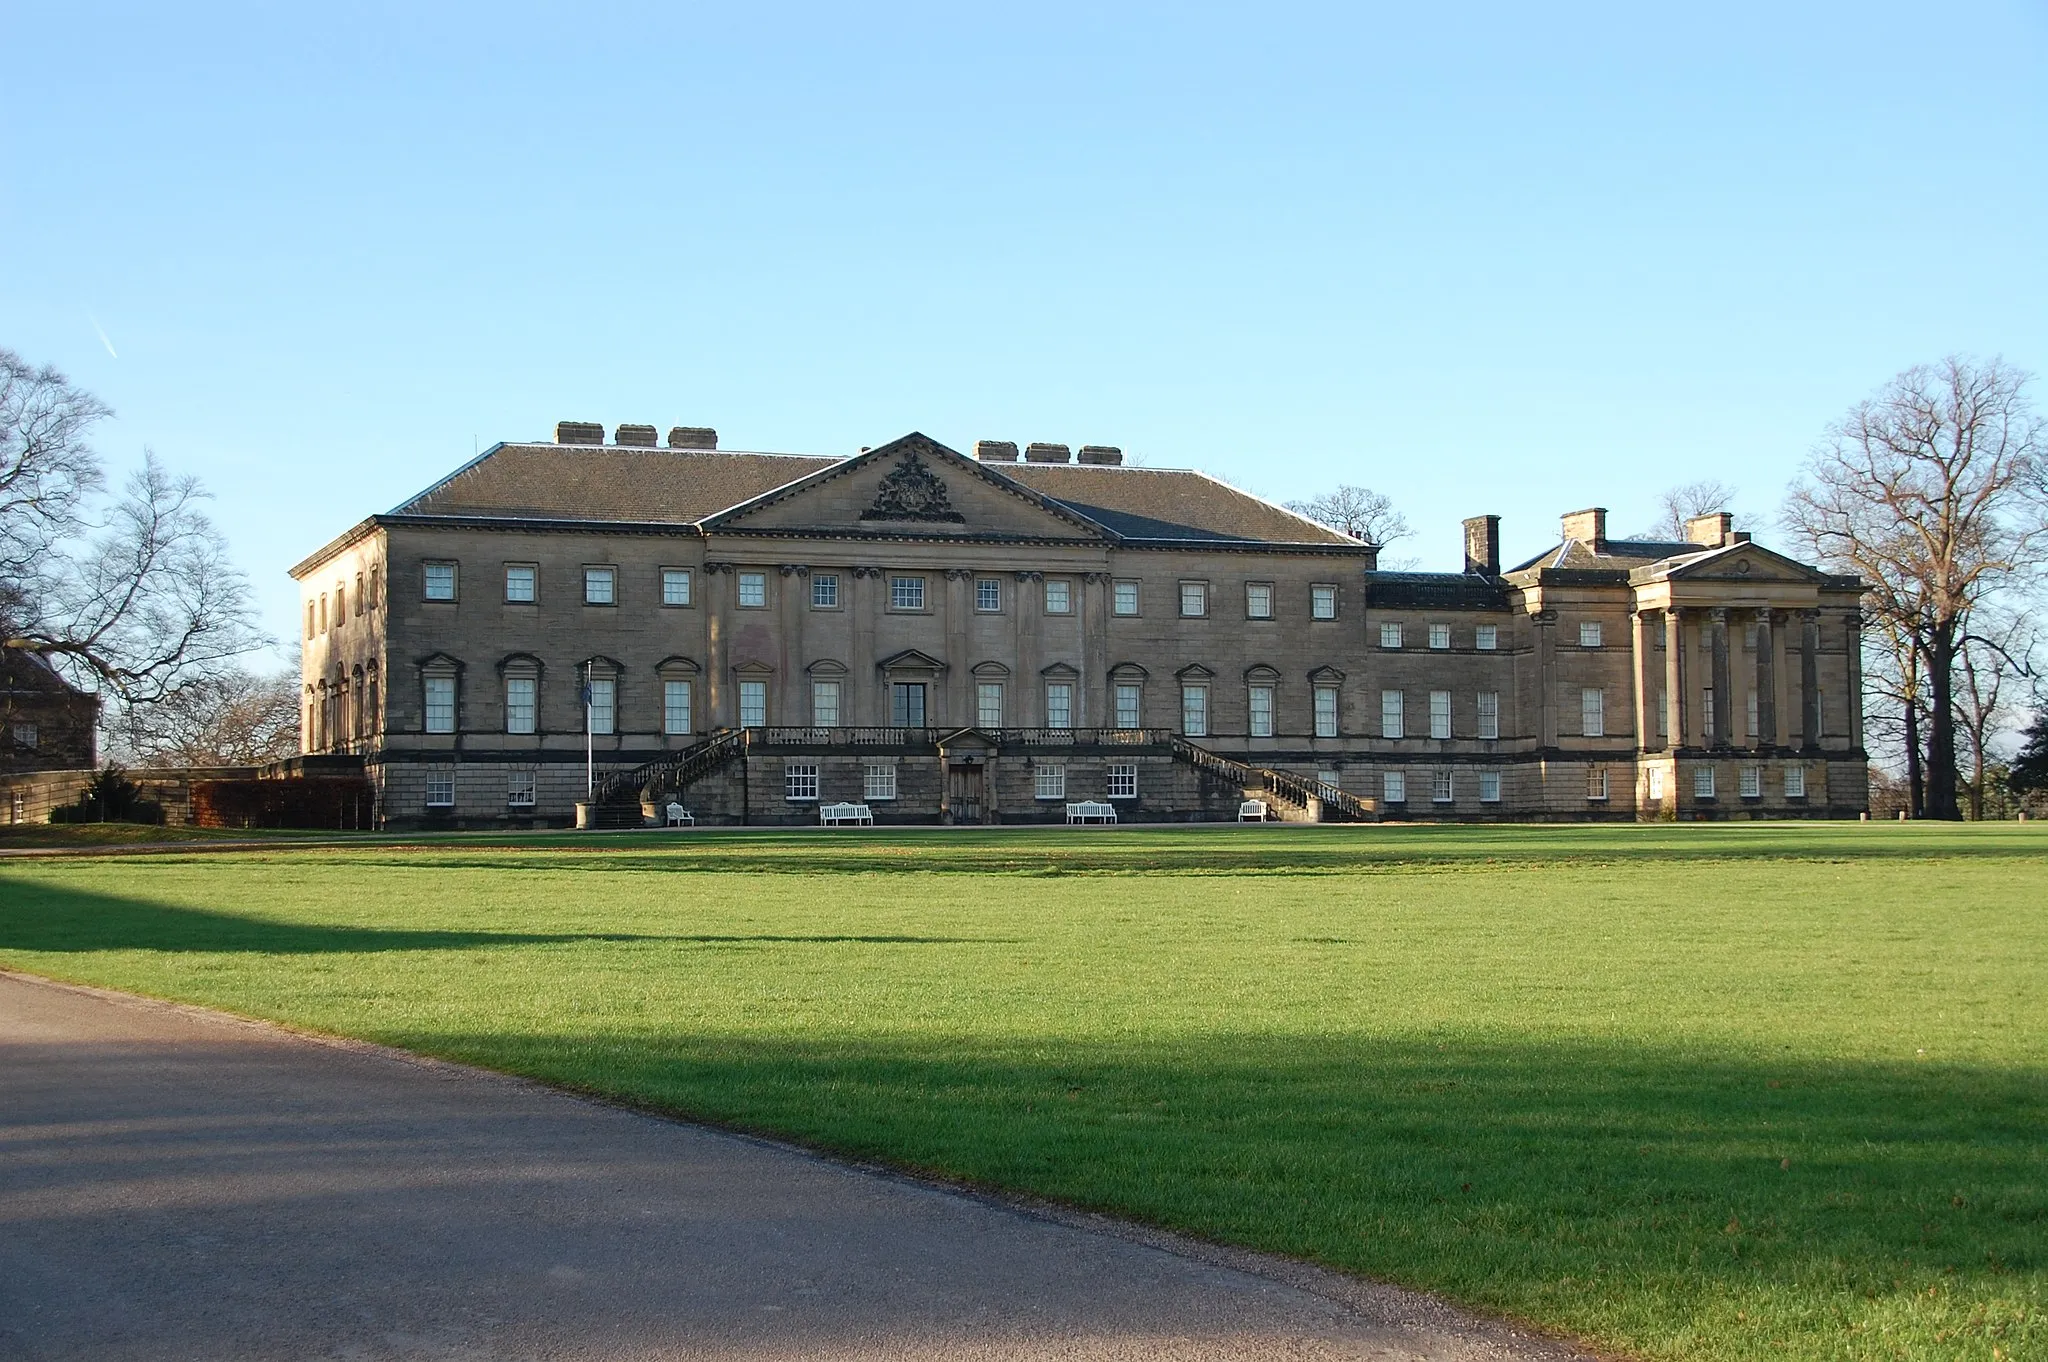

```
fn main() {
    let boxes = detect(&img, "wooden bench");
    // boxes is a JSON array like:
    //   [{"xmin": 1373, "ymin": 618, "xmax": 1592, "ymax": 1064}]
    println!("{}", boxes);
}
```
[
  {"xmin": 819, "ymin": 802, "xmax": 874, "ymax": 826},
  {"xmin": 663, "ymin": 803, "xmax": 695, "ymax": 827},
  {"xmin": 1238, "ymin": 799, "xmax": 1269, "ymax": 822},
  {"xmin": 1065, "ymin": 801, "xmax": 1117, "ymax": 824}
]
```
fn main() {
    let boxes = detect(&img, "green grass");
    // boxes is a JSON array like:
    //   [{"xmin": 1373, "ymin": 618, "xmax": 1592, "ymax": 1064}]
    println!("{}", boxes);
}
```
[{"xmin": 2, "ymin": 822, "xmax": 2042, "ymax": 1361}]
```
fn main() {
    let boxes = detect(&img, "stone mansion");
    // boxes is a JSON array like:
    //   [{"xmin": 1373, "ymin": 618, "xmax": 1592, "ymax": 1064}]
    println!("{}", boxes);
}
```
[{"xmin": 292, "ymin": 424, "xmax": 1869, "ymax": 827}]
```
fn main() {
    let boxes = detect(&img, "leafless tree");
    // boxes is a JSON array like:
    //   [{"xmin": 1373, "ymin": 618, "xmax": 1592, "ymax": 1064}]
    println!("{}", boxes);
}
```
[
  {"xmin": 1285, "ymin": 485, "xmax": 1412, "ymax": 548},
  {"xmin": 1, "ymin": 349, "xmax": 263, "ymax": 700},
  {"xmin": 1953, "ymin": 610, "xmax": 2036, "ymax": 820},
  {"xmin": 1635, "ymin": 479, "xmax": 1742, "ymax": 540},
  {"xmin": 1783, "ymin": 355, "xmax": 2046, "ymax": 820},
  {"xmin": 108, "ymin": 665, "xmax": 303, "ymax": 768}
]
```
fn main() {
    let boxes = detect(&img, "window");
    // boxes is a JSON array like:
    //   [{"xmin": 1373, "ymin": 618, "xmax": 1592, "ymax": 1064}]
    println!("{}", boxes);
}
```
[
  {"xmin": 1044, "ymin": 580, "xmax": 1072, "ymax": 614},
  {"xmin": 1587, "ymin": 766, "xmax": 1609, "ymax": 801},
  {"xmin": 1740, "ymin": 764, "xmax": 1763, "ymax": 798},
  {"xmin": 785, "ymin": 762, "xmax": 819, "ymax": 801},
  {"xmin": 1582, "ymin": 688, "xmax": 1605, "ymax": 737},
  {"xmin": 505, "ymin": 676, "xmax": 536, "ymax": 734},
  {"xmin": 424, "ymin": 676, "xmax": 456, "ymax": 734},
  {"xmin": 1579, "ymin": 621, "xmax": 1603, "ymax": 648},
  {"xmin": 1429, "ymin": 690, "xmax": 1452, "ymax": 739},
  {"xmin": 1314, "ymin": 685, "xmax": 1339, "ymax": 738},
  {"xmin": 1432, "ymin": 768, "xmax": 1455, "ymax": 803},
  {"xmin": 12, "ymin": 722, "xmax": 38, "ymax": 750},
  {"xmin": 507, "ymin": 769, "xmax": 536, "ymax": 807},
  {"xmin": 1045, "ymin": 682, "xmax": 1074, "ymax": 730},
  {"xmin": 1180, "ymin": 581, "xmax": 1208, "ymax": 617},
  {"xmin": 1382, "ymin": 770, "xmax": 1407, "ymax": 803},
  {"xmin": 1246, "ymin": 583, "xmax": 1273, "ymax": 619},
  {"xmin": 738, "ymin": 572, "xmax": 767, "ymax": 608},
  {"xmin": 320, "ymin": 594, "xmax": 329, "ymax": 632},
  {"xmin": 1181, "ymin": 684, "xmax": 1209, "ymax": 737},
  {"xmin": 583, "ymin": 567, "xmax": 616, "ymax": 605},
  {"xmin": 1479, "ymin": 770, "xmax": 1502, "ymax": 803},
  {"xmin": 1311, "ymin": 584, "xmax": 1337, "ymax": 620},
  {"xmin": 1318, "ymin": 768, "xmax": 1341, "ymax": 789},
  {"xmin": 1249, "ymin": 684, "xmax": 1275, "ymax": 737},
  {"xmin": 1648, "ymin": 766, "xmax": 1665, "ymax": 800},
  {"xmin": 368, "ymin": 566, "xmax": 380, "ymax": 609},
  {"xmin": 1034, "ymin": 763, "xmax": 1067, "ymax": 800},
  {"xmin": 1747, "ymin": 691, "xmax": 1760, "ymax": 739},
  {"xmin": 505, "ymin": 565, "xmax": 537, "ymax": 603},
  {"xmin": 354, "ymin": 573, "xmax": 364, "ymax": 615},
  {"xmin": 739, "ymin": 680, "xmax": 767, "ymax": 727},
  {"xmin": 425, "ymin": 768, "xmax": 455, "ymax": 808},
  {"xmin": 1379, "ymin": 622, "xmax": 1403, "ymax": 649},
  {"xmin": 1785, "ymin": 765, "xmax": 1807, "ymax": 798},
  {"xmin": 977, "ymin": 578, "xmax": 1002, "ymax": 612},
  {"xmin": 1694, "ymin": 765, "xmax": 1716, "ymax": 799},
  {"xmin": 305, "ymin": 602, "xmax": 315, "ymax": 639},
  {"xmin": 1107, "ymin": 763, "xmax": 1138, "ymax": 800},
  {"xmin": 864, "ymin": 762, "xmax": 897, "ymax": 800},
  {"xmin": 333, "ymin": 583, "xmax": 346, "ymax": 625},
  {"xmin": 586, "ymin": 677, "xmax": 616, "ymax": 734},
  {"xmin": 977, "ymin": 682, "xmax": 1004, "ymax": 727},
  {"xmin": 813, "ymin": 679, "xmax": 841, "ymax": 727},
  {"xmin": 1113, "ymin": 580, "xmax": 1139, "ymax": 615},
  {"xmin": 810, "ymin": 573, "xmax": 838, "ymax": 608},
  {"xmin": 1380, "ymin": 689, "xmax": 1405, "ymax": 739},
  {"xmin": 1703, "ymin": 687, "xmax": 1716, "ymax": 738},
  {"xmin": 1477, "ymin": 691, "xmax": 1500, "ymax": 740},
  {"xmin": 1114, "ymin": 683, "xmax": 1141, "ymax": 728},
  {"xmin": 664, "ymin": 680, "xmax": 693, "ymax": 735},
  {"xmin": 662, "ymin": 568, "xmax": 694, "ymax": 606},
  {"xmin": 1429, "ymin": 623, "xmax": 1450, "ymax": 650},
  {"xmin": 891, "ymin": 682, "xmax": 927, "ymax": 727},
  {"xmin": 424, "ymin": 561, "xmax": 456, "ymax": 601},
  {"xmin": 889, "ymin": 576, "xmax": 925, "ymax": 610},
  {"xmin": 1476, "ymin": 623, "xmax": 1498, "ymax": 651}
]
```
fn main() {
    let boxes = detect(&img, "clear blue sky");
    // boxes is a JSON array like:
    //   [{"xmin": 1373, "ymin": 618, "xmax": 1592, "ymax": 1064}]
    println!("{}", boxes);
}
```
[{"xmin": 6, "ymin": 2, "xmax": 2044, "ymax": 654}]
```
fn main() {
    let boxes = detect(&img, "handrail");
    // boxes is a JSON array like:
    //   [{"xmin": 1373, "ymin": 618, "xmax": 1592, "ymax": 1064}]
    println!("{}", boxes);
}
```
[
  {"xmin": 1167, "ymin": 735, "xmax": 1375, "ymax": 823},
  {"xmin": 596, "ymin": 727, "xmax": 749, "ymax": 804}
]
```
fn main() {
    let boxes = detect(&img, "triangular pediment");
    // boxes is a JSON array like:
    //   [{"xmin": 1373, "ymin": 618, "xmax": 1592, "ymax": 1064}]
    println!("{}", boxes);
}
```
[
  {"xmin": 700, "ymin": 433, "xmax": 1112, "ymax": 543},
  {"xmin": 1656, "ymin": 542, "xmax": 1825, "ymax": 584},
  {"xmin": 877, "ymin": 648, "xmax": 948, "ymax": 675}
]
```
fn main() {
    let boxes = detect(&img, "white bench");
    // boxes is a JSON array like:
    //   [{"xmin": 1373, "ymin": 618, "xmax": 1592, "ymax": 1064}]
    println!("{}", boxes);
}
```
[
  {"xmin": 1065, "ymin": 801, "xmax": 1117, "ymax": 824},
  {"xmin": 663, "ymin": 803, "xmax": 695, "ymax": 827},
  {"xmin": 1238, "ymin": 799, "xmax": 1269, "ymax": 822},
  {"xmin": 819, "ymin": 802, "xmax": 874, "ymax": 826}
]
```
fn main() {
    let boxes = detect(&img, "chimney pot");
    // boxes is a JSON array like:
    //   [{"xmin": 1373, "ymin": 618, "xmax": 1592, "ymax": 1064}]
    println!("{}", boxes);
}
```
[
  {"xmin": 1023, "ymin": 442, "xmax": 1072, "ymax": 463},
  {"xmin": 974, "ymin": 440, "xmax": 1019, "ymax": 462},
  {"xmin": 1462, "ymin": 514, "xmax": 1501, "ymax": 575},
  {"xmin": 555, "ymin": 420, "xmax": 604, "ymax": 445},
  {"xmin": 1685, "ymin": 511, "xmax": 1734, "ymax": 547},
  {"xmin": 667, "ymin": 426, "xmax": 718, "ymax": 450},
  {"xmin": 614, "ymin": 424, "xmax": 658, "ymax": 447},
  {"xmin": 1077, "ymin": 444, "xmax": 1123, "ymax": 466},
  {"xmin": 1560, "ymin": 506, "xmax": 1608, "ymax": 552}
]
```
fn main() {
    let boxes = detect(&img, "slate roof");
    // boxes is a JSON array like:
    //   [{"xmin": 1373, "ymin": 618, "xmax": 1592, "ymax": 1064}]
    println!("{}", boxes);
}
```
[
  {"xmin": 1363, "ymin": 573, "xmax": 1513, "ymax": 611},
  {"xmin": 392, "ymin": 444, "xmax": 842, "ymax": 524},
  {"xmin": 998, "ymin": 464, "xmax": 1359, "ymax": 547},
  {"xmin": 0, "ymin": 649, "xmax": 91, "ymax": 699},
  {"xmin": 1504, "ymin": 536, "xmax": 1702, "ymax": 574}
]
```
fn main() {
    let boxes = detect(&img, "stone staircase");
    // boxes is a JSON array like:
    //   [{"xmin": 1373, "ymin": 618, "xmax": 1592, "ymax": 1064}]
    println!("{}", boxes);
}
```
[{"xmin": 1166, "ymin": 737, "xmax": 1376, "ymax": 822}]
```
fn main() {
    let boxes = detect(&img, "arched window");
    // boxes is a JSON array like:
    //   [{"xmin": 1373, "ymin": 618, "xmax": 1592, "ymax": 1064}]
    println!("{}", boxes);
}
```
[{"xmin": 365, "ymin": 664, "xmax": 380, "ymax": 739}]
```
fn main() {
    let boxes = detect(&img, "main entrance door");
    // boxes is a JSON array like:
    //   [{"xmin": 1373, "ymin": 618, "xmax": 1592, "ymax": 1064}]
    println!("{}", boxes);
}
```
[{"xmin": 947, "ymin": 763, "xmax": 985, "ymax": 824}]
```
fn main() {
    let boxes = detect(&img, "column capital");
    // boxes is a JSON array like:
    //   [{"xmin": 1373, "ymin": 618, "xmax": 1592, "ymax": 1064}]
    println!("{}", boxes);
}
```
[
  {"xmin": 777, "ymin": 564, "xmax": 810, "ymax": 578},
  {"xmin": 1707, "ymin": 605, "xmax": 1729, "ymax": 624},
  {"xmin": 942, "ymin": 567, "xmax": 975, "ymax": 581}
]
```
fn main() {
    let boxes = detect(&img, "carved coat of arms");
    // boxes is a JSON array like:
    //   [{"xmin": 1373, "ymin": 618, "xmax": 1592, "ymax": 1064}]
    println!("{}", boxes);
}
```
[{"xmin": 860, "ymin": 451, "xmax": 965, "ymax": 523}]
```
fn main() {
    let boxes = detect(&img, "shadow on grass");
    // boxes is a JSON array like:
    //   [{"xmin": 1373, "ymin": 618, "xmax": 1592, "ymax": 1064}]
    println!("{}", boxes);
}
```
[{"xmin": 0, "ymin": 881, "xmax": 1004, "ymax": 954}]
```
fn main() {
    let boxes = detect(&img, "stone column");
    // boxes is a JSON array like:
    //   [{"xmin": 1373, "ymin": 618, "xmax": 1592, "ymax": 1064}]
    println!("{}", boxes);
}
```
[
  {"xmin": 1708, "ymin": 607, "xmax": 1732, "ymax": 748},
  {"xmin": 1845, "ymin": 610, "xmax": 1865, "ymax": 750},
  {"xmin": 1534, "ymin": 610, "xmax": 1558, "ymax": 749},
  {"xmin": 1663, "ymin": 607, "xmax": 1687, "ymax": 749},
  {"xmin": 1081, "ymin": 572, "xmax": 1109, "ymax": 729},
  {"xmin": 1800, "ymin": 609, "xmax": 1821, "ymax": 750},
  {"xmin": 1014, "ymin": 571, "xmax": 1043, "ymax": 725},
  {"xmin": 777, "ymin": 565, "xmax": 807, "ymax": 724},
  {"xmin": 851, "ymin": 566, "xmax": 880, "ymax": 726},
  {"xmin": 1754, "ymin": 608, "xmax": 1777, "ymax": 748},
  {"xmin": 704, "ymin": 562, "xmax": 730, "ymax": 727},
  {"xmin": 1631, "ymin": 609, "xmax": 1654, "ymax": 753},
  {"xmin": 943, "ymin": 568, "xmax": 971, "ymax": 728},
  {"xmin": 1771, "ymin": 608, "xmax": 1794, "ymax": 753}
]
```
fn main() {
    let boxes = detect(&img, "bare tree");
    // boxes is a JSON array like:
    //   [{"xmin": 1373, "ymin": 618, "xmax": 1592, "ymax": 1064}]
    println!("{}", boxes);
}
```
[
  {"xmin": 108, "ymin": 666, "xmax": 303, "ymax": 768},
  {"xmin": 1783, "ymin": 356, "xmax": 2047, "ymax": 820},
  {"xmin": 1285, "ymin": 485, "xmax": 1412, "ymax": 548},
  {"xmin": 1635, "ymin": 479, "xmax": 1742, "ymax": 540},
  {"xmin": 1953, "ymin": 610, "xmax": 2036, "ymax": 820},
  {"xmin": 0, "ymin": 349, "xmax": 262, "ymax": 700}
]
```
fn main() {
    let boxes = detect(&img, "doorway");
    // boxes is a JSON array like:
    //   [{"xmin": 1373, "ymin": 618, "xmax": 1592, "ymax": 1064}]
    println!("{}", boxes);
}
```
[
  {"xmin": 892, "ymin": 682, "xmax": 927, "ymax": 727},
  {"xmin": 947, "ymin": 762, "xmax": 985, "ymax": 824}
]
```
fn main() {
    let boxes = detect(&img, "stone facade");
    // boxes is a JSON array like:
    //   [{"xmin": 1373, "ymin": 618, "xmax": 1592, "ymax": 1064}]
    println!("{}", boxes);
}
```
[
  {"xmin": 0, "ymin": 652, "xmax": 98, "ymax": 778},
  {"xmin": 291, "ymin": 429, "xmax": 1868, "ymax": 828}
]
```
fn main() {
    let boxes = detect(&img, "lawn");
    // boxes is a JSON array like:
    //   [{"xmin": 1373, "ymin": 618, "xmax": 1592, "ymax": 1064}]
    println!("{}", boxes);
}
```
[{"xmin": 2, "ymin": 822, "xmax": 2042, "ymax": 1361}]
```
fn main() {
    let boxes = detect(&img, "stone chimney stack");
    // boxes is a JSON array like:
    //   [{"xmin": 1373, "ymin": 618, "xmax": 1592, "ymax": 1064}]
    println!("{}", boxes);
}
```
[
  {"xmin": 1462, "ymin": 515, "xmax": 1501, "ymax": 575},
  {"xmin": 667, "ymin": 427, "xmax": 718, "ymax": 450},
  {"xmin": 1560, "ymin": 507, "xmax": 1608, "ymax": 552},
  {"xmin": 1077, "ymin": 445, "xmax": 1124, "ymax": 466},
  {"xmin": 614, "ymin": 424, "xmax": 658, "ymax": 447},
  {"xmin": 1023, "ymin": 442, "xmax": 1073, "ymax": 463},
  {"xmin": 1686, "ymin": 511, "xmax": 1734, "ymax": 547},
  {"xmin": 555, "ymin": 421, "xmax": 605, "ymax": 445},
  {"xmin": 974, "ymin": 440, "xmax": 1019, "ymax": 462}
]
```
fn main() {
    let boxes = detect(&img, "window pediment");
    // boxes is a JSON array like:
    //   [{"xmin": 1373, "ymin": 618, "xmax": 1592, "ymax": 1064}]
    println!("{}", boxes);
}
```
[
  {"xmin": 656, "ymin": 655, "xmax": 701, "ymax": 678},
  {"xmin": 1175, "ymin": 663, "xmax": 1215, "ymax": 681},
  {"xmin": 1040, "ymin": 661, "xmax": 1080, "ymax": 680},
  {"xmin": 806, "ymin": 658, "xmax": 848, "ymax": 676},
  {"xmin": 1243, "ymin": 664, "xmax": 1281, "ymax": 683},
  {"xmin": 1109, "ymin": 662, "xmax": 1149, "ymax": 681},
  {"xmin": 732, "ymin": 659, "xmax": 776, "ymax": 677},
  {"xmin": 877, "ymin": 648, "xmax": 947, "ymax": 676},
  {"xmin": 970, "ymin": 660, "xmax": 1011, "ymax": 678},
  {"xmin": 1308, "ymin": 665, "xmax": 1346, "ymax": 684},
  {"xmin": 497, "ymin": 652, "xmax": 544, "ymax": 678},
  {"xmin": 416, "ymin": 651, "xmax": 463, "ymax": 676}
]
